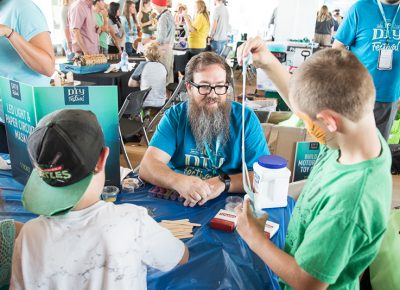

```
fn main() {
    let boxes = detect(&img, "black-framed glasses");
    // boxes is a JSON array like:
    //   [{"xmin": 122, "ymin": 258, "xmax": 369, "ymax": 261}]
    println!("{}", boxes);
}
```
[{"xmin": 188, "ymin": 81, "xmax": 229, "ymax": 96}]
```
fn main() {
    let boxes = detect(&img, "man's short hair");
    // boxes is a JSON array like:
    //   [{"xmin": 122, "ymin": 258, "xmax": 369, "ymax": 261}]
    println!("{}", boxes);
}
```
[
  {"xmin": 144, "ymin": 42, "xmax": 161, "ymax": 62},
  {"xmin": 289, "ymin": 49, "xmax": 375, "ymax": 121},
  {"xmin": 185, "ymin": 52, "xmax": 231, "ymax": 84}
]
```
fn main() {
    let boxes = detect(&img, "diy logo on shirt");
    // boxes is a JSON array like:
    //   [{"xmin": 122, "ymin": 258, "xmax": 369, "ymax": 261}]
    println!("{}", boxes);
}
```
[{"xmin": 63, "ymin": 87, "xmax": 90, "ymax": 105}]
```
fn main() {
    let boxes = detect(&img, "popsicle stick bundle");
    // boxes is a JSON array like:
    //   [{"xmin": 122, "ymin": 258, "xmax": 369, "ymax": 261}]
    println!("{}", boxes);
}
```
[{"xmin": 159, "ymin": 219, "xmax": 201, "ymax": 239}]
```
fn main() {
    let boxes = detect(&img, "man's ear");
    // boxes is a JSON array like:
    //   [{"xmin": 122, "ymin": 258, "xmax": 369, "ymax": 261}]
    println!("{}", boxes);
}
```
[
  {"xmin": 95, "ymin": 147, "xmax": 109, "ymax": 173},
  {"xmin": 316, "ymin": 110, "xmax": 341, "ymax": 133},
  {"xmin": 185, "ymin": 82, "xmax": 192, "ymax": 93}
]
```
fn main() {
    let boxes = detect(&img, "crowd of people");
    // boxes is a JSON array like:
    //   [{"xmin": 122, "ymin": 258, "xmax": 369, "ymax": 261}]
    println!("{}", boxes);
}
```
[{"xmin": 0, "ymin": 0, "xmax": 399, "ymax": 289}]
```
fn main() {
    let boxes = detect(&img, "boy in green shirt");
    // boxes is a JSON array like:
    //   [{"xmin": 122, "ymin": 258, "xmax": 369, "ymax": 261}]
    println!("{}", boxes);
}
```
[{"xmin": 236, "ymin": 37, "xmax": 392, "ymax": 290}]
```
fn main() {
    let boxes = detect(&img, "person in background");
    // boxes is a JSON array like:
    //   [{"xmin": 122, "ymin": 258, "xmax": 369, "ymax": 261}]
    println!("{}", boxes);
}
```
[
  {"xmin": 69, "ymin": 0, "xmax": 99, "ymax": 55},
  {"xmin": 314, "ymin": 5, "xmax": 335, "ymax": 47},
  {"xmin": 0, "ymin": 193, "xmax": 24, "ymax": 289},
  {"xmin": 61, "ymin": 0, "xmax": 74, "ymax": 61},
  {"xmin": 139, "ymin": 52, "xmax": 269, "ymax": 207},
  {"xmin": 94, "ymin": 0, "xmax": 109, "ymax": 55},
  {"xmin": 0, "ymin": 0, "xmax": 55, "ymax": 153},
  {"xmin": 129, "ymin": 42, "xmax": 167, "ymax": 110},
  {"xmin": 10, "ymin": 109, "xmax": 189, "ymax": 289},
  {"xmin": 150, "ymin": 0, "xmax": 175, "ymax": 84},
  {"xmin": 210, "ymin": 0, "xmax": 230, "ymax": 55},
  {"xmin": 267, "ymin": 7, "xmax": 277, "ymax": 41},
  {"xmin": 138, "ymin": 0, "xmax": 155, "ymax": 39},
  {"xmin": 174, "ymin": 3, "xmax": 187, "ymax": 39},
  {"xmin": 107, "ymin": 2, "xmax": 125, "ymax": 54},
  {"xmin": 183, "ymin": 0, "xmax": 210, "ymax": 58},
  {"xmin": 332, "ymin": 9, "xmax": 343, "ymax": 39},
  {"xmin": 236, "ymin": 36, "xmax": 392, "ymax": 290},
  {"xmin": 121, "ymin": 0, "xmax": 138, "ymax": 56},
  {"xmin": 0, "ymin": 218, "xmax": 23, "ymax": 289},
  {"xmin": 333, "ymin": 0, "xmax": 400, "ymax": 140}
]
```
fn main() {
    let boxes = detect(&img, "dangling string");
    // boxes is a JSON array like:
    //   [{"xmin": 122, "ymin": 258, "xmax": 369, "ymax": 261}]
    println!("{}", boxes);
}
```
[{"xmin": 241, "ymin": 54, "xmax": 258, "ymax": 215}]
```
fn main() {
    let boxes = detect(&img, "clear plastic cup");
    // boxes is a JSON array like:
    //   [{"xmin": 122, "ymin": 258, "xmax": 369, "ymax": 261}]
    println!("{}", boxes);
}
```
[
  {"xmin": 101, "ymin": 186, "xmax": 120, "ymax": 202},
  {"xmin": 225, "ymin": 196, "xmax": 244, "ymax": 212},
  {"xmin": 122, "ymin": 178, "xmax": 139, "ymax": 193}
]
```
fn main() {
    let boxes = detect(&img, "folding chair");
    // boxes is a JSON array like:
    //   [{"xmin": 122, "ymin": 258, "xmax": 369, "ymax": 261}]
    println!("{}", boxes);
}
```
[
  {"xmin": 146, "ymin": 78, "xmax": 186, "ymax": 132},
  {"xmin": 119, "ymin": 88, "xmax": 152, "ymax": 171},
  {"xmin": 219, "ymin": 45, "xmax": 232, "ymax": 60}
]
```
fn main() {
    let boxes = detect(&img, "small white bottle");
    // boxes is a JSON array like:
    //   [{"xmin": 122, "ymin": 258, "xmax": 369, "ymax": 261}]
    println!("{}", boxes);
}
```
[{"xmin": 253, "ymin": 155, "xmax": 291, "ymax": 209}]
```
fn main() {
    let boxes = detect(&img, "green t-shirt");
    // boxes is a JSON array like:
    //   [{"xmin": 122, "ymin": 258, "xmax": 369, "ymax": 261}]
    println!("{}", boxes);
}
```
[
  {"xmin": 281, "ymin": 133, "xmax": 392, "ymax": 290},
  {"xmin": 95, "ymin": 13, "xmax": 108, "ymax": 50}
]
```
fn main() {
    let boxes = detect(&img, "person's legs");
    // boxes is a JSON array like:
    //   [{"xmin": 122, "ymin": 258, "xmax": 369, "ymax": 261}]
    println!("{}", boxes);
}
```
[
  {"xmin": 210, "ymin": 40, "xmax": 218, "ymax": 53},
  {"xmin": 211, "ymin": 40, "xmax": 226, "ymax": 55},
  {"xmin": 159, "ymin": 47, "xmax": 174, "ymax": 85},
  {"xmin": 374, "ymin": 101, "xmax": 399, "ymax": 140},
  {"xmin": 125, "ymin": 42, "xmax": 134, "ymax": 56},
  {"xmin": 100, "ymin": 46, "xmax": 108, "ymax": 55}
]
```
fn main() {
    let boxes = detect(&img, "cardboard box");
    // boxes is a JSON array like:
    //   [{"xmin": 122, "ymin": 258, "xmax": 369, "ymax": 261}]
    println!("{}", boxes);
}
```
[
  {"xmin": 120, "ymin": 143, "xmax": 148, "ymax": 168},
  {"xmin": 262, "ymin": 124, "xmax": 311, "ymax": 176}
]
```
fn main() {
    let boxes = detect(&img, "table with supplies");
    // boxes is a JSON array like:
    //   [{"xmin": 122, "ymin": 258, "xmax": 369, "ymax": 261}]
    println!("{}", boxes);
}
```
[{"xmin": 0, "ymin": 154, "xmax": 295, "ymax": 290}]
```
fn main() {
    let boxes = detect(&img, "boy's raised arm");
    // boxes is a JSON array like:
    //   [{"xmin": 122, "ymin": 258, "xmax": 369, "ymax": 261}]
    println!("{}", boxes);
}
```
[{"xmin": 237, "ymin": 36, "xmax": 293, "ymax": 111}]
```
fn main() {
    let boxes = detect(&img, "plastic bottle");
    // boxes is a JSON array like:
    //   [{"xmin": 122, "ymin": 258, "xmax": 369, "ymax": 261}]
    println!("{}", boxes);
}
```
[
  {"xmin": 253, "ymin": 155, "xmax": 291, "ymax": 209},
  {"xmin": 120, "ymin": 50, "xmax": 129, "ymax": 71}
]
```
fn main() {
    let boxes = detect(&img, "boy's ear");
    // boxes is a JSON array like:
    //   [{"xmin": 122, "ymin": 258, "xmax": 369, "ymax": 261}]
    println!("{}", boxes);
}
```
[
  {"xmin": 316, "ymin": 110, "xmax": 341, "ymax": 133},
  {"xmin": 95, "ymin": 147, "xmax": 110, "ymax": 173}
]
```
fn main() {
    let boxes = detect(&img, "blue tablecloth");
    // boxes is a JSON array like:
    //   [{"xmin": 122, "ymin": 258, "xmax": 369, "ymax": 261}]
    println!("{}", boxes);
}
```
[{"xmin": 0, "ymin": 153, "xmax": 294, "ymax": 290}]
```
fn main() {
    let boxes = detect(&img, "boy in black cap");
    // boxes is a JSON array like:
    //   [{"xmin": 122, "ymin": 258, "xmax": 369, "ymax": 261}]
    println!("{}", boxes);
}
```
[{"xmin": 10, "ymin": 109, "xmax": 188, "ymax": 290}]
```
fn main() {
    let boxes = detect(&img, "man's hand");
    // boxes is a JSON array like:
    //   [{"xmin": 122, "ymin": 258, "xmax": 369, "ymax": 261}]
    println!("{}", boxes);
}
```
[
  {"xmin": 235, "ymin": 199, "xmax": 268, "ymax": 249},
  {"xmin": 174, "ymin": 175, "xmax": 212, "ymax": 207},
  {"xmin": 237, "ymin": 36, "xmax": 276, "ymax": 69},
  {"xmin": 199, "ymin": 176, "xmax": 225, "ymax": 205}
]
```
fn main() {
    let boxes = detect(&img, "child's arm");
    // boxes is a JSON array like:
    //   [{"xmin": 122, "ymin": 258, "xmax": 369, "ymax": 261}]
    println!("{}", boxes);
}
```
[
  {"xmin": 178, "ymin": 245, "xmax": 189, "ymax": 265},
  {"xmin": 236, "ymin": 199, "xmax": 329, "ymax": 290},
  {"xmin": 237, "ymin": 36, "xmax": 292, "ymax": 111}
]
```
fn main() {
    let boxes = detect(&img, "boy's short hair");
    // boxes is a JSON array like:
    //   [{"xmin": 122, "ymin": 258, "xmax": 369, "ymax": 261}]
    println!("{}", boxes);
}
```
[
  {"xmin": 185, "ymin": 51, "xmax": 231, "ymax": 84},
  {"xmin": 144, "ymin": 42, "xmax": 161, "ymax": 62},
  {"xmin": 289, "ymin": 49, "xmax": 375, "ymax": 121}
]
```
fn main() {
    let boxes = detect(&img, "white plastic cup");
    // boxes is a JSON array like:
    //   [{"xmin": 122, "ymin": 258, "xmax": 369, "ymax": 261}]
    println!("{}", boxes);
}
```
[{"xmin": 253, "ymin": 155, "xmax": 290, "ymax": 209}]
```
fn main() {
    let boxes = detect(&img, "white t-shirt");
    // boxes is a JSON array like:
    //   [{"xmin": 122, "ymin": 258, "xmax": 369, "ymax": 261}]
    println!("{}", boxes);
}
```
[
  {"xmin": 10, "ymin": 201, "xmax": 185, "ymax": 290},
  {"xmin": 131, "ymin": 61, "xmax": 167, "ymax": 108},
  {"xmin": 212, "ymin": 4, "xmax": 230, "ymax": 41}
]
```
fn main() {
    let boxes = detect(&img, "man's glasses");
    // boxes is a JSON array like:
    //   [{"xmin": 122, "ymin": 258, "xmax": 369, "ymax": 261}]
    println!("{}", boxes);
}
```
[{"xmin": 188, "ymin": 81, "xmax": 229, "ymax": 96}]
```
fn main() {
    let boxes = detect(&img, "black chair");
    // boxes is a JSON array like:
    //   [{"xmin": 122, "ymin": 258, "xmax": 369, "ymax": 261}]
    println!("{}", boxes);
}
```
[
  {"xmin": 219, "ymin": 45, "xmax": 232, "ymax": 60},
  {"xmin": 119, "ymin": 88, "xmax": 152, "ymax": 170},
  {"xmin": 146, "ymin": 78, "xmax": 186, "ymax": 132}
]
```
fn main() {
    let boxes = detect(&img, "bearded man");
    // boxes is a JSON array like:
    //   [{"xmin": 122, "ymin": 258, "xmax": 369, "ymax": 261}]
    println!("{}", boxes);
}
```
[{"xmin": 139, "ymin": 52, "xmax": 269, "ymax": 207}]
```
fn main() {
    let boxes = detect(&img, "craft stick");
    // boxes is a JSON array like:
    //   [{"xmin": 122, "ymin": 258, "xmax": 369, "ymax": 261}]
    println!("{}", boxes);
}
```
[
  {"xmin": 161, "ymin": 219, "xmax": 189, "ymax": 223},
  {"xmin": 161, "ymin": 220, "xmax": 201, "ymax": 227},
  {"xmin": 174, "ymin": 234, "xmax": 194, "ymax": 239}
]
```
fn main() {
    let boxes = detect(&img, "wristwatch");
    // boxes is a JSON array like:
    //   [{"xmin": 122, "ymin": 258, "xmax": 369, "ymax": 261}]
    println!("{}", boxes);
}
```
[{"xmin": 218, "ymin": 173, "xmax": 231, "ymax": 192}]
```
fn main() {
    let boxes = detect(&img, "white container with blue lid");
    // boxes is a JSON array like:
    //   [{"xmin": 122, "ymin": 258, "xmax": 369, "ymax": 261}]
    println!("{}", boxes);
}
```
[{"xmin": 253, "ymin": 155, "xmax": 291, "ymax": 209}]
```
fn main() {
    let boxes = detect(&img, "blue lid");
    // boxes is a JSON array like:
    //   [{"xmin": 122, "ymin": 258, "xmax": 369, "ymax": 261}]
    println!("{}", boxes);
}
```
[{"xmin": 258, "ymin": 155, "xmax": 287, "ymax": 169}]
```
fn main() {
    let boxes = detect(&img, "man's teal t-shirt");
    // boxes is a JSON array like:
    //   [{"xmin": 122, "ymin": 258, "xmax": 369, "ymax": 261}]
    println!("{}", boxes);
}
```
[
  {"xmin": 280, "ymin": 133, "xmax": 392, "ymax": 290},
  {"xmin": 150, "ymin": 101, "xmax": 269, "ymax": 179},
  {"xmin": 335, "ymin": 0, "xmax": 400, "ymax": 103},
  {"xmin": 0, "ymin": 0, "xmax": 50, "ymax": 86}
]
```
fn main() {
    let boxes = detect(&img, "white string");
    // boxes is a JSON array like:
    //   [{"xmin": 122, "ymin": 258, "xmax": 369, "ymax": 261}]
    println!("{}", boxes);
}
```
[{"xmin": 241, "ymin": 54, "xmax": 257, "ymax": 214}]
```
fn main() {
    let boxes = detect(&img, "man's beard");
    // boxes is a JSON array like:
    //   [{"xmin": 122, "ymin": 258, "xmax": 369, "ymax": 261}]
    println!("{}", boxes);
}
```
[
  {"xmin": 384, "ymin": 0, "xmax": 400, "ymax": 4},
  {"xmin": 188, "ymin": 96, "xmax": 231, "ymax": 151}
]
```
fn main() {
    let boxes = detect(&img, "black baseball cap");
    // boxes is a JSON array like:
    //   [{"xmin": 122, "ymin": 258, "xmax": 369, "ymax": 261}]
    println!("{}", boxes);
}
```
[{"xmin": 22, "ymin": 109, "xmax": 105, "ymax": 216}]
